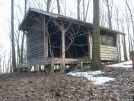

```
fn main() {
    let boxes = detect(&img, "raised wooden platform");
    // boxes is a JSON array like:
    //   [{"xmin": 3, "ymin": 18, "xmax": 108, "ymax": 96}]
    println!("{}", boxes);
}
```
[{"xmin": 19, "ymin": 57, "xmax": 92, "ymax": 73}]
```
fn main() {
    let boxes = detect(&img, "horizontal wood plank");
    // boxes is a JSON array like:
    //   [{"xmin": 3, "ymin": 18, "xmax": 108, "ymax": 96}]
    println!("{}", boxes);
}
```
[{"xmin": 90, "ymin": 44, "xmax": 119, "ymax": 61}]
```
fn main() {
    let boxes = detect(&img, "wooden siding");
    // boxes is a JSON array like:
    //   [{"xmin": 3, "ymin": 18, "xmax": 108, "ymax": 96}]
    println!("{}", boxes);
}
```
[
  {"xmin": 44, "ymin": 18, "xmax": 48, "ymax": 59},
  {"xmin": 24, "ymin": 12, "xmax": 118, "ymax": 62},
  {"xmin": 90, "ymin": 44, "xmax": 119, "ymax": 61},
  {"xmin": 27, "ymin": 17, "xmax": 44, "ymax": 62}
]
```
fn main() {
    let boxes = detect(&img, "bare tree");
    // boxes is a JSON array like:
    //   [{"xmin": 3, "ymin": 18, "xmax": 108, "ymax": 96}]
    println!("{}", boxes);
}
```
[
  {"xmin": 124, "ymin": 7, "xmax": 133, "ymax": 52},
  {"xmin": 11, "ymin": 0, "xmax": 17, "ymax": 72},
  {"xmin": 100, "ymin": 0, "xmax": 106, "ymax": 26},
  {"xmin": 113, "ymin": 4, "xmax": 122, "ymax": 62},
  {"xmin": 125, "ymin": 0, "xmax": 134, "ymax": 43},
  {"xmin": 82, "ymin": 0, "xmax": 85, "ymax": 21},
  {"xmin": 47, "ymin": 0, "xmax": 52, "ymax": 12},
  {"xmin": 120, "ymin": 19, "xmax": 128, "ymax": 61},
  {"xmin": 56, "ymin": 0, "xmax": 60, "ymax": 15},
  {"xmin": 77, "ymin": 0, "xmax": 81, "ymax": 20},
  {"xmin": 91, "ymin": 0, "xmax": 101, "ymax": 70},
  {"xmin": 104, "ymin": 0, "xmax": 113, "ymax": 29},
  {"xmin": 20, "ymin": 0, "xmax": 27, "ymax": 64},
  {"xmin": 0, "ymin": 44, "xmax": 2, "ymax": 73},
  {"xmin": 83, "ymin": 0, "xmax": 90, "ymax": 21}
]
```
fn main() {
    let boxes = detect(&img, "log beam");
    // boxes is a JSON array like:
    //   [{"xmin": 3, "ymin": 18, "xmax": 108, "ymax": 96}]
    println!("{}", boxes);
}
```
[
  {"xmin": 53, "ymin": 19, "xmax": 70, "ymax": 73},
  {"xmin": 44, "ymin": 18, "xmax": 48, "ymax": 59}
]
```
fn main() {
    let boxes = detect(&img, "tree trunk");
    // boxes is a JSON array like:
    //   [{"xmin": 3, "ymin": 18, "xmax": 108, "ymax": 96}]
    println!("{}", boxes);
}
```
[
  {"xmin": 64, "ymin": 0, "xmax": 66, "ymax": 15},
  {"xmin": 83, "ymin": 0, "xmax": 90, "ymax": 21},
  {"xmin": 77, "ymin": 0, "xmax": 81, "ymax": 20},
  {"xmin": 91, "ymin": 0, "xmax": 101, "ymax": 70},
  {"xmin": 125, "ymin": 0, "xmax": 134, "ymax": 43},
  {"xmin": 126, "ymin": 17, "xmax": 132, "ymax": 52},
  {"xmin": 47, "ymin": 0, "xmax": 52, "ymax": 12},
  {"xmin": 56, "ymin": 0, "xmax": 60, "ymax": 15},
  {"xmin": 83, "ymin": 0, "xmax": 85, "ymax": 21},
  {"xmin": 11, "ymin": 0, "xmax": 17, "ymax": 72},
  {"xmin": 115, "ymin": 6, "xmax": 121, "ymax": 62},
  {"xmin": 84, "ymin": 0, "xmax": 90, "ymax": 21},
  {"xmin": 21, "ymin": 0, "xmax": 27, "ymax": 64},
  {"xmin": 120, "ymin": 20, "xmax": 128, "ymax": 61},
  {"xmin": 123, "ymin": 35, "xmax": 128, "ymax": 61},
  {"xmin": 105, "ymin": 0, "xmax": 112, "ymax": 29}
]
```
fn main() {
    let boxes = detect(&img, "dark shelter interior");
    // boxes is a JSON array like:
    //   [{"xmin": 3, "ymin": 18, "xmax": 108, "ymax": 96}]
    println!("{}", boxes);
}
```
[
  {"xmin": 47, "ymin": 18, "xmax": 89, "ymax": 58},
  {"xmin": 47, "ymin": 17, "xmax": 116, "ymax": 59}
]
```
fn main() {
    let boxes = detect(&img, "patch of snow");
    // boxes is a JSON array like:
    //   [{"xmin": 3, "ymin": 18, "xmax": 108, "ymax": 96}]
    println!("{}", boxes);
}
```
[
  {"xmin": 68, "ymin": 61, "xmax": 133, "ymax": 85},
  {"xmin": 107, "ymin": 60, "xmax": 133, "ymax": 68},
  {"xmin": 68, "ymin": 71, "xmax": 115, "ymax": 85}
]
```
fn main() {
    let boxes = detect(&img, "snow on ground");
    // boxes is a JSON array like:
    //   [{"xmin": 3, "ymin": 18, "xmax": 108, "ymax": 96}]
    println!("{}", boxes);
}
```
[
  {"xmin": 107, "ymin": 60, "xmax": 133, "ymax": 68},
  {"xmin": 68, "ymin": 60, "xmax": 133, "ymax": 85},
  {"xmin": 68, "ymin": 71, "xmax": 115, "ymax": 85}
]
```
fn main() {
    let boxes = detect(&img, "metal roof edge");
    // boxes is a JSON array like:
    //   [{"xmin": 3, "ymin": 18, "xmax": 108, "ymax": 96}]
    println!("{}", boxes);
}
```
[
  {"xmin": 18, "ymin": 8, "xmax": 31, "ymax": 30},
  {"xmin": 58, "ymin": 17, "xmax": 125, "ymax": 35},
  {"xmin": 29, "ymin": 8, "xmax": 59, "ymax": 18},
  {"xmin": 19, "ymin": 8, "xmax": 59, "ymax": 30},
  {"xmin": 19, "ymin": 8, "xmax": 126, "ymax": 35}
]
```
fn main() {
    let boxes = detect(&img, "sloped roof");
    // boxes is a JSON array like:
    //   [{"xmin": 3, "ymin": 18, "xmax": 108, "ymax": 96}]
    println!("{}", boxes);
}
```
[{"xmin": 19, "ymin": 8, "xmax": 125, "ymax": 35}]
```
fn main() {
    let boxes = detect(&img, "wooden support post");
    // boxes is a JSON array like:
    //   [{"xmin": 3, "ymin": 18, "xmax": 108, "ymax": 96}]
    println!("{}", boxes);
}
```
[
  {"xmin": 123, "ymin": 35, "xmax": 128, "ymax": 61},
  {"xmin": 28, "ymin": 65, "xmax": 31, "ymax": 74},
  {"xmin": 87, "ymin": 31, "xmax": 93, "ymax": 59},
  {"xmin": 44, "ymin": 18, "xmax": 48, "ymax": 59},
  {"xmin": 80, "ymin": 61, "xmax": 83, "ymax": 69},
  {"xmin": 117, "ymin": 34, "xmax": 121, "ymax": 62},
  {"xmin": 51, "ymin": 59, "xmax": 54, "ymax": 74},
  {"xmin": 62, "ymin": 30, "xmax": 65, "ymax": 73},
  {"xmin": 53, "ymin": 19, "xmax": 71, "ymax": 73},
  {"xmin": 88, "ymin": 31, "xmax": 91, "ymax": 58},
  {"xmin": 34, "ymin": 65, "xmax": 36, "ymax": 71},
  {"xmin": 26, "ymin": 33, "xmax": 29, "ymax": 62},
  {"xmin": 115, "ymin": 34, "xmax": 118, "ymax": 47},
  {"xmin": 43, "ymin": 64, "xmax": 46, "ymax": 72},
  {"xmin": 60, "ymin": 59, "xmax": 63, "ymax": 74},
  {"xmin": 38, "ymin": 65, "xmax": 41, "ymax": 72}
]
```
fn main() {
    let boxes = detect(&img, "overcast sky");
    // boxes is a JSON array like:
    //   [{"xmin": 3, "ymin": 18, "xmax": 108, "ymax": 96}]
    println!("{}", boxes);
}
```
[{"xmin": 0, "ymin": 0, "xmax": 10, "ymax": 52}]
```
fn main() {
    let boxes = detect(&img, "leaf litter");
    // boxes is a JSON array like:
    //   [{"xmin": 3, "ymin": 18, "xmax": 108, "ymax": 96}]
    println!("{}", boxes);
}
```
[{"xmin": 0, "ymin": 60, "xmax": 134, "ymax": 101}]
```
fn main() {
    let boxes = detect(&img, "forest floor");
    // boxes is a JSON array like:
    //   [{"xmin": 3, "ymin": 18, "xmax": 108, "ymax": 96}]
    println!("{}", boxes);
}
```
[{"xmin": 0, "ymin": 63, "xmax": 134, "ymax": 101}]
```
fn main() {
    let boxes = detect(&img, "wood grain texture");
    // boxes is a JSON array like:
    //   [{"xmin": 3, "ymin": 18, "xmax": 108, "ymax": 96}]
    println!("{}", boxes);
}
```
[{"xmin": 90, "ymin": 44, "xmax": 119, "ymax": 61}]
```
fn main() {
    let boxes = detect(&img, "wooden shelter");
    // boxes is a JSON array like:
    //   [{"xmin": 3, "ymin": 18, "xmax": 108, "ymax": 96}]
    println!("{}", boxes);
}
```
[{"xmin": 19, "ymin": 8, "xmax": 125, "ymax": 72}]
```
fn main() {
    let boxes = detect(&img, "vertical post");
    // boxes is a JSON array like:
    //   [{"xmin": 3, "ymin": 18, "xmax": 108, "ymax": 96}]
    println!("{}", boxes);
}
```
[
  {"xmin": 44, "ymin": 18, "xmax": 48, "ymax": 59},
  {"xmin": 123, "ymin": 34, "xmax": 128, "ymax": 61},
  {"xmin": 61, "ymin": 29, "xmax": 65, "ymax": 73},
  {"xmin": 26, "ymin": 33, "xmax": 29, "ymax": 62},
  {"xmin": 60, "ymin": 59, "xmax": 63, "ymax": 74},
  {"xmin": 115, "ymin": 34, "xmax": 118, "ymax": 47},
  {"xmin": 80, "ymin": 61, "xmax": 83, "ymax": 69},
  {"xmin": 88, "ymin": 31, "xmax": 92, "ymax": 59},
  {"xmin": 117, "ymin": 34, "xmax": 121, "ymax": 62},
  {"xmin": 28, "ymin": 65, "xmax": 31, "ymax": 74},
  {"xmin": 53, "ymin": 20, "xmax": 70, "ymax": 73},
  {"xmin": 51, "ymin": 59, "xmax": 54, "ymax": 74},
  {"xmin": 88, "ymin": 31, "xmax": 91, "ymax": 58}
]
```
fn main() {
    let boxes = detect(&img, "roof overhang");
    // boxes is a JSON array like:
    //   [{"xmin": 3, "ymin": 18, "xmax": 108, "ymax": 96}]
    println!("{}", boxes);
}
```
[{"xmin": 19, "ymin": 8, "xmax": 125, "ymax": 35}]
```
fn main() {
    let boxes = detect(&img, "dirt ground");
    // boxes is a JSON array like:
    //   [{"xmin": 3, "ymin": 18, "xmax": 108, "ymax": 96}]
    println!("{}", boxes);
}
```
[{"xmin": 0, "ymin": 67, "xmax": 134, "ymax": 101}]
